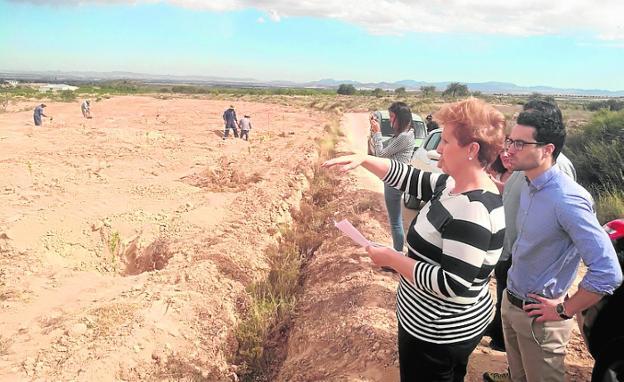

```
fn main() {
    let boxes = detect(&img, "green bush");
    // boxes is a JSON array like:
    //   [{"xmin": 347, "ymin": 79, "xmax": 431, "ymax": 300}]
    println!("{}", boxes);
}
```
[
  {"xmin": 442, "ymin": 82, "xmax": 469, "ymax": 97},
  {"xmin": 595, "ymin": 186, "xmax": 624, "ymax": 224},
  {"xmin": 58, "ymin": 90, "xmax": 76, "ymax": 102},
  {"xmin": 337, "ymin": 84, "xmax": 356, "ymax": 95},
  {"xmin": 564, "ymin": 109, "xmax": 624, "ymax": 191},
  {"xmin": 586, "ymin": 99, "xmax": 624, "ymax": 112},
  {"xmin": 565, "ymin": 109, "xmax": 624, "ymax": 223}
]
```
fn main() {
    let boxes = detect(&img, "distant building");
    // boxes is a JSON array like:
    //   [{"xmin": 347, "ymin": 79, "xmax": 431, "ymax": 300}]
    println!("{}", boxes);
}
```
[
  {"xmin": 2, "ymin": 80, "xmax": 18, "ymax": 87},
  {"xmin": 39, "ymin": 84, "xmax": 78, "ymax": 92}
]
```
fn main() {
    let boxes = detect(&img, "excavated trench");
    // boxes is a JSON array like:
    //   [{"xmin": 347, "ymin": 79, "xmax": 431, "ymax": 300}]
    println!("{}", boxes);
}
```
[{"xmin": 231, "ymin": 123, "xmax": 343, "ymax": 381}]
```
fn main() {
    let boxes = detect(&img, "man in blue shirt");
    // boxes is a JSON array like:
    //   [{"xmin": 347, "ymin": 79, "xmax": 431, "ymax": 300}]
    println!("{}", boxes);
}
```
[
  {"xmin": 222, "ymin": 105, "xmax": 239, "ymax": 140},
  {"xmin": 33, "ymin": 103, "xmax": 47, "ymax": 126},
  {"xmin": 499, "ymin": 100, "xmax": 622, "ymax": 382}
]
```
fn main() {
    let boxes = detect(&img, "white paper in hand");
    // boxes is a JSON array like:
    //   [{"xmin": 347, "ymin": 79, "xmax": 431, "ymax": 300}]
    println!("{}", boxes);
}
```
[{"xmin": 334, "ymin": 219, "xmax": 371, "ymax": 248}]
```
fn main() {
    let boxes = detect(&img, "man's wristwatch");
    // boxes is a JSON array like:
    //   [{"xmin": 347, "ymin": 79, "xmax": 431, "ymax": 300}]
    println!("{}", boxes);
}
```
[{"xmin": 556, "ymin": 302, "xmax": 573, "ymax": 320}]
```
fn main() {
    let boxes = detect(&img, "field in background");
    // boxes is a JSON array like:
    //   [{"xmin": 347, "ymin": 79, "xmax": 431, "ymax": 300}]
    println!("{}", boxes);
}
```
[{"xmin": 3, "ymin": 81, "xmax": 620, "ymax": 223}]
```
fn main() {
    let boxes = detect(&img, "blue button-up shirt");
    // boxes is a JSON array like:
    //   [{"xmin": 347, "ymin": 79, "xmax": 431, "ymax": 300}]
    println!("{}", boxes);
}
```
[{"xmin": 507, "ymin": 166, "xmax": 622, "ymax": 300}]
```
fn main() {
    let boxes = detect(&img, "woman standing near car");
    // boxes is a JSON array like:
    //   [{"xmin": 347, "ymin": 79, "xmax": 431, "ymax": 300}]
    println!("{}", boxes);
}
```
[
  {"xmin": 323, "ymin": 98, "xmax": 506, "ymax": 381},
  {"xmin": 369, "ymin": 101, "xmax": 416, "ymax": 252}
]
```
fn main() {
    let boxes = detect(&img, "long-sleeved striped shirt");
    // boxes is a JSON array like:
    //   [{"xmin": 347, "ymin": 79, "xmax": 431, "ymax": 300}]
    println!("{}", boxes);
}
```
[
  {"xmin": 370, "ymin": 130, "xmax": 415, "ymax": 164},
  {"xmin": 382, "ymin": 160, "xmax": 505, "ymax": 344}
]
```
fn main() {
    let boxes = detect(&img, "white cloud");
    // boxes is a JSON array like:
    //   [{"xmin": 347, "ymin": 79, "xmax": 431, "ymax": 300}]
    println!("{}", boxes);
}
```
[
  {"xmin": 267, "ymin": 9, "xmax": 280, "ymax": 22},
  {"xmin": 12, "ymin": 0, "xmax": 624, "ymax": 41},
  {"xmin": 256, "ymin": 16, "xmax": 265, "ymax": 23}
]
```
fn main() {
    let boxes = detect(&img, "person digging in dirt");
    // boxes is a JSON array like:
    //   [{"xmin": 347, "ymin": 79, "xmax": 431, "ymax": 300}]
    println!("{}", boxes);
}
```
[
  {"xmin": 222, "ymin": 105, "xmax": 239, "ymax": 140},
  {"xmin": 81, "ymin": 99, "xmax": 92, "ymax": 119},
  {"xmin": 33, "ymin": 103, "xmax": 48, "ymax": 127},
  {"xmin": 238, "ymin": 114, "xmax": 252, "ymax": 141},
  {"xmin": 323, "ymin": 98, "xmax": 506, "ymax": 382}
]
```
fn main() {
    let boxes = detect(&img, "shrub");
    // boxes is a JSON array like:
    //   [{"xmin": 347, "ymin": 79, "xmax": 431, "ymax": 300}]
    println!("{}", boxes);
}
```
[
  {"xmin": 595, "ymin": 186, "xmax": 624, "ymax": 224},
  {"xmin": 420, "ymin": 86, "xmax": 436, "ymax": 97},
  {"xmin": 564, "ymin": 109, "xmax": 624, "ymax": 191},
  {"xmin": 58, "ymin": 90, "xmax": 76, "ymax": 102},
  {"xmin": 337, "ymin": 84, "xmax": 356, "ymax": 95},
  {"xmin": 586, "ymin": 99, "xmax": 624, "ymax": 112},
  {"xmin": 442, "ymin": 82, "xmax": 469, "ymax": 97}
]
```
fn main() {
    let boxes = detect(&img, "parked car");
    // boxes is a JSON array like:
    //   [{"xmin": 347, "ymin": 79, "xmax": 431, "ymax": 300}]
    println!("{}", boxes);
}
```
[
  {"xmin": 403, "ymin": 127, "xmax": 442, "ymax": 209},
  {"xmin": 370, "ymin": 110, "xmax": 428, "ymax": 149}
]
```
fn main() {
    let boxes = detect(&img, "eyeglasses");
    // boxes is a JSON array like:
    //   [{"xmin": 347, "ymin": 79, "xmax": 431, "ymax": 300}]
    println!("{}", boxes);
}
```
[{"xmin": 504, "ymin": 137, "xmax": 545, "ymax": 151}]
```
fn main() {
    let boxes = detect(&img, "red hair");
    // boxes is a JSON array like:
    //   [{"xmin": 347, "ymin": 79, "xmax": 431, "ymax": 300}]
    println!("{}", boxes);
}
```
[{"xmin": 434, "ymin": 98, "xmax": 505, "ymax": 166}]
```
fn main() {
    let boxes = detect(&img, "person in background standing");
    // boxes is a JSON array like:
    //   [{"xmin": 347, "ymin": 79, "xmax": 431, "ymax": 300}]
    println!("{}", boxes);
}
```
[
  {"xmin": 239, "ymin": 114, "xmax": 252, "ymax": 141},
  {"xmin": 33, "ymin": 103, "xmax": 47, "ymax": 127},
  {"xmin": 369, "ymin": 101, "xmax": 416, "ymax": 254},
  {"xmin": 222, "ymin": 105, "xmax": 239, "ymax": 140}
]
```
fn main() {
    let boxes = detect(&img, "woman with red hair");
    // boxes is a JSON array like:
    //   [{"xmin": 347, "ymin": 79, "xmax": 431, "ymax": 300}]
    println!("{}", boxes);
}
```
[{"xmin": 323, "ymin": 98, "xmax": 506, "ymax": 381}]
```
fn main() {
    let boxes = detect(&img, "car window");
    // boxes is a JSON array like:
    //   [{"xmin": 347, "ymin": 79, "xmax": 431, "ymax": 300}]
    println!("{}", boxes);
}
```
[
  {"xmin": 380, "ymin": 118, "xmax": 394, "ymax": 136},
  {"xmin": 424, "ymin": 132, "xmax": 441, "ymax": 151},
  {"xmin": 412, "ymin": 121, "xmax": 427, "ymax": 139}
]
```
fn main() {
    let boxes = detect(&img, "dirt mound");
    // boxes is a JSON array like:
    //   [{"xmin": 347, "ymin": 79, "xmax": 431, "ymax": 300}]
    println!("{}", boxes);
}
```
[
  {"xmin": 122, "ymin": 237, "xmax": 172, "ymax": 275},
  {"xmin": 181, "ymin": 156, "xmax": 264, "ymax": 192}
]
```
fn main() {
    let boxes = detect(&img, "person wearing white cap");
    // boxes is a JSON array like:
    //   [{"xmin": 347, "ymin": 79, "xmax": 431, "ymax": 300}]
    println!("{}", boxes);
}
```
[{"xmin": 239, "ymin": 114, "xmax": 252, "ymax": 141}]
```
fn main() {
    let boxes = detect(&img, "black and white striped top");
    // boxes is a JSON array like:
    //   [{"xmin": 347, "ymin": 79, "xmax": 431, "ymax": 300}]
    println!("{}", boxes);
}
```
[{"xmin": 382, "ymin": 161, "xmax": 505, "ymax": 344}]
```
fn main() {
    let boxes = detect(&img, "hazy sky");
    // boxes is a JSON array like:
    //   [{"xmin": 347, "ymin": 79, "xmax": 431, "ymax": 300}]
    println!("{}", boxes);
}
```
[{"xmin": 1, "ymin": 0, "xmax": 623, "ymax": 90}]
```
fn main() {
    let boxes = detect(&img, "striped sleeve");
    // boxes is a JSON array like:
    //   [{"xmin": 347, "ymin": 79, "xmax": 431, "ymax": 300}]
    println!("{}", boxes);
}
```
[
  {"xmin": 381, "ymin": 160, "xmax": 449, "ymax": 203},
  {"xmin": 371, "ymin": 132, "xmax": 413, "ymax": 158},
  {"xmin": 412, "ymin": 203, "xmax": 492, "ymax": 298}
]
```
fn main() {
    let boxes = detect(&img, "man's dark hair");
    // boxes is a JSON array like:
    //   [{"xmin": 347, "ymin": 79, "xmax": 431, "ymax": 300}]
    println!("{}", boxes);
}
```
[
  {"xmin": 388, "ymin": 101, "xmax": 413, "ymax": 134},
  {"xmin": 517, "ymin": 99, "xmax": 566, "ymax": 159}
]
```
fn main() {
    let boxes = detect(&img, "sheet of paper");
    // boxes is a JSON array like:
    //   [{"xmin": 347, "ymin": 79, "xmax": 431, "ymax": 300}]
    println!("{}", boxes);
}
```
[{"xmin": 334, "ymin": 219, "xmax": 372, "ymax": 248}]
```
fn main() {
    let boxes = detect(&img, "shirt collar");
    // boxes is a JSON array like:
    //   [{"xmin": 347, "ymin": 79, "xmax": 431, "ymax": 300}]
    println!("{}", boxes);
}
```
[{"xmin": 525, "ymin": 165, "xmax": 560, "ymax": 191}]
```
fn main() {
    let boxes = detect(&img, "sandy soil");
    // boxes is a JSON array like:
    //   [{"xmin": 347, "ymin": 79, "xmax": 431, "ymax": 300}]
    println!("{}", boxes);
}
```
[
  {"xmin": 0, "ymin": 99, "xmax": 594, "ymax": 381},
  {"xmin": 0, "ymin": 96, "xmax": 328, "ymax": 380}
]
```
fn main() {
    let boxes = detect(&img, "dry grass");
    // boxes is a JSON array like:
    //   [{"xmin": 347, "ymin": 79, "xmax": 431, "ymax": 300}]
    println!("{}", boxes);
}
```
[
  {"xmin": 0, "ymin": 288, "xmax": 32, "ymax": 303},
  {"xmin": 39, "ymin": 314, "xmax": 66, "ymax": 335},
  {"xmin": 0, "ymin": 335, "xmax": 10, "ymax": 356},
  {"xmin": 596, "ymin": 186, "xmax": 624, "ymax": 224},
  {"xmin": 234, "ymin": 120, "xmax": 344, "ymax": 381},
  {"xmin": 152, "ymin": 355, "xmax": 209, "ymax": 381},
  {"xmin": 181, "ymin": 156, "xmax": 263, "ymax": 192},
  {"xmin": 88, "ymin": 302, "xmax": 140, "ymax": 338},
  {"xmin": 354, "ymin": 198, "xmax": 381, "ymax": 214}
]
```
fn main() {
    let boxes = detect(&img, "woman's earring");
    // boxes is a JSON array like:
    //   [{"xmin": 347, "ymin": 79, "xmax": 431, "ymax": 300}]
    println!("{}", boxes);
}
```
[{"xmin": 468, "ymin": 157, "xmax": 473, "ymax": 161}]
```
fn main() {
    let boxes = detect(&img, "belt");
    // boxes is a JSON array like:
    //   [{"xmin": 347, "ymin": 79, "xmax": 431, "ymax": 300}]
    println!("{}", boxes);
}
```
[
  {"xmin": 506, "ymin": 290, "xmax": 534, "ymax": 310},
  {"xmin": 506, "ymin": 290, "xmax": 569, "ymax": 311}
]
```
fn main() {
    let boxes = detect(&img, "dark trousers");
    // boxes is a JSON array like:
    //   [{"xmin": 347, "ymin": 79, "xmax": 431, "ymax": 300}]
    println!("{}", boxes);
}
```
[
  {"xmin": 398, "ymin": 324, "xmax": 483, "ymax": 382},
  {"xmin": 223, "ymin": 124, "xmax": 238, "ymax": 138},
  {"xmin": 488, "ymin": 257, "xmax": 512, "ymax": 348},
  {"xmin": 240, "ymin": 130, "xmax": 249, "ymax": 140}
]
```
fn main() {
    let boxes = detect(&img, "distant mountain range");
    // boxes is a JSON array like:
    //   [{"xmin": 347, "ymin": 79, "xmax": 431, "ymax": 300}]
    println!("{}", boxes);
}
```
[{"xmin": 1, "ymin": 70, "xmax": 623, "ymax": 97}]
